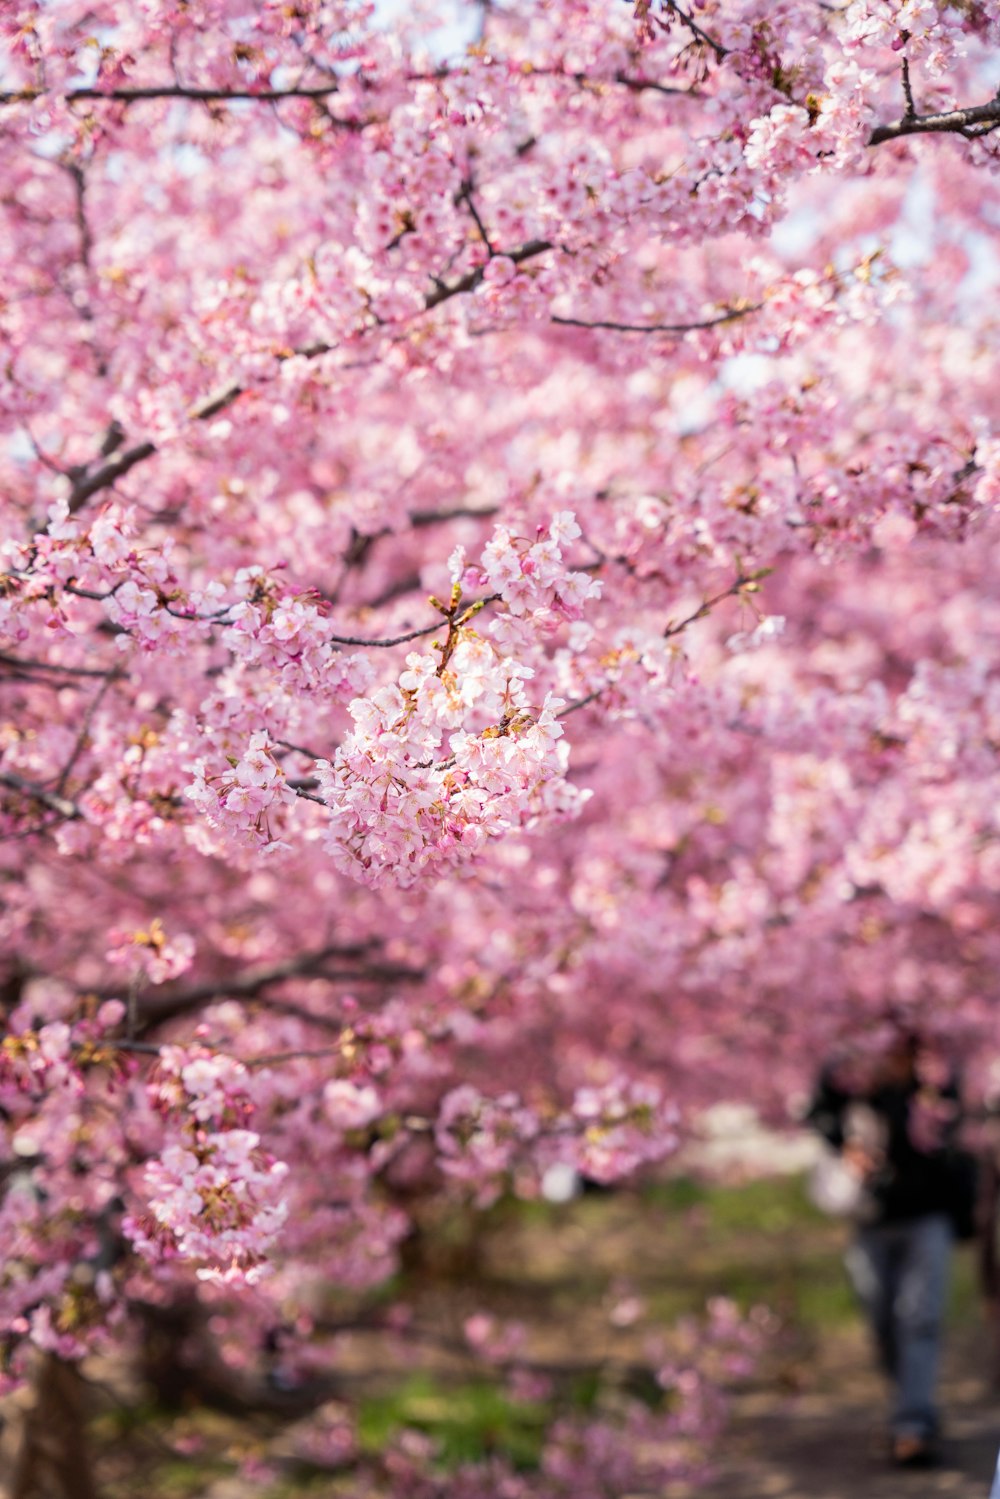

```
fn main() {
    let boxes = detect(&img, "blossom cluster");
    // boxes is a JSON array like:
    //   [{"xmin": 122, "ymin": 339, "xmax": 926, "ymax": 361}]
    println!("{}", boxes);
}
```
[
  {"xmin": 452, "ymin": 512, "xmax": 602, "ymax": 632},
  {"xmin": 569, "ymin": 1081, "xmax": 681, "ymax": 1184},
  {"xmin": 187, "ymin": 729, "xmax": 298, "ymax": 852},
  {"xmin": 105, "ymin": 917, "xmax": 196, "ymax": 985},
  {"xmin": 313, "ymin": 516, "xmax": 602, "ymax": 883},
  {"xmin": 125, "ymin": 1047, "xmax": 289, "ymax": 1283}
]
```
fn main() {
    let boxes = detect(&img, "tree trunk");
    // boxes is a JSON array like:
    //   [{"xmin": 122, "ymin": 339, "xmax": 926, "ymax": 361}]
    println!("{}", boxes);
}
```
[{"xmin": 8, "ymin": 1354, "xmax": 99, "ymax": 1499}]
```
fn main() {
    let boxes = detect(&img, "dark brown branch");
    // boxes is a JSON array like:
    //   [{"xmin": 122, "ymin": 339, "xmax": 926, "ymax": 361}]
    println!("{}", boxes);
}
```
[
  {"xmin": 456, "ymin": 178, "xmax": 495, "ymax": 256},
  {"xmin": 65, "ymin": 161, "xmax": 93, "ymax": 272},
  {"xmin": 869, "ymin": 92, "xmax": 1000, "ymax": 145},
  {"xmin": 558, "ymin": 688, "xmax": 603, "ymax": 718},
  {"xmin": 113, "ymin": 1039, "xmax": 344, "ymax": 1066},
  {"xmin": 611, "ymin": 69, "xmax": 703, "ymax": 98},
  {"xmin": 275, "ymin": 736, "xmax": 325, "ymax": 761},
  {"xmin": 67, "ymin": 440, "xmax": 156, "ymax": 514},
  {"xmin": 133, "ymin": 943, "xmax": 424, "ymax": 1031},
  {"xmin": 424, "ymin": 238, "xmax": 552, "ymax": 309},
  {"xmin": 55, "ymin": 676, "xmax": 113, "ymax": 796},
  {"xmin": 557, "ymin": 572, "xmax": 770, "ymax": 718},
  {"xmin": 323, "ymin": 619, "xmax": 443, "ymax": 648},
  {"xmin": 0, "ymin": 652, "xmax": 123, "ymax": 681},
  {"xmin": 411, "ymin": 505, "xmax": 499, "ymax": 526},
  {"xmin": 0, "ymin": 84, "xmax": 364, "ymax": 110},
  {"xmin": 320, "ymin": 591, "xmax": 498, "ymax": 647},
  {"xmin": 900, "ymin": 55, "xmax": 917, "ymax": 121},
  {"xmin": 291, "ymin": 785, "xmax": 327, "ymax": 804},
  {"xmin": 663, "ymin": 570, "xmax": 771, "ymax": 639},
  {"xmin": 0, "ymin": 770, "xmax": 84, "ymax": 821},
  {"xmin": 551, "ymin": 302, "xmax": 761, "ymax": 335},
  {"xmin": 664, "ymin": 1, "xmax": 728, "ymax": 60},
  {"xmin": 518, "ymin": 65, "xmax": 704, "ymax": 99}
]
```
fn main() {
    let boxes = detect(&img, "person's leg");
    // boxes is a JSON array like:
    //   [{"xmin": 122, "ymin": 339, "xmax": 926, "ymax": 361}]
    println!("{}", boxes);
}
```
[
  {"xmin": 845, "ymin": 1224, "xmax": 897, "ymax": 1377},
  {"xmin": 890, "ymin": 1213, "xmax": 952, "ymax": 1446}
]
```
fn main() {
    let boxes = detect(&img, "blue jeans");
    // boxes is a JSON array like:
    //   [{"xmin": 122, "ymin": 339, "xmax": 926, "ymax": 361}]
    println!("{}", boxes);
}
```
[{"xmin": 845, "ymin": 1212, "xmax": 952, "ymax": 1440}]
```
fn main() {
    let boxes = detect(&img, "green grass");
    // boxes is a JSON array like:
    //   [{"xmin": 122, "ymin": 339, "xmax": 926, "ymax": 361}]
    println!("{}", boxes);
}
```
[
  {"xmin": 358, "ymin": 1373, "xmax": 549, "ymax": 1468},
  {"xmin": 645, "ymin": 1170, "xmax": 829, "ymax": 1234}
]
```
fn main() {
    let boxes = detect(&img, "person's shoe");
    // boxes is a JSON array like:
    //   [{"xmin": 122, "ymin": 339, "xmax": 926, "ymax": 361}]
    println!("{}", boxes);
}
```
[{"xmin": 890, "ymin": 1433, "xmax": 939, "ymax": 1468}]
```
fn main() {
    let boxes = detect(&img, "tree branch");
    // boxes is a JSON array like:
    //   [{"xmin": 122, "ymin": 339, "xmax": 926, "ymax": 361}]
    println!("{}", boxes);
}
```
[
  {"xmin": 869, "ymin": 92, "xmax": 1000, "ymax": 146},
  {"xmin": 900, "ymin": 55, "xmax": 917, "ymax": 121},
  {"xmin": 132, "ymin": 943, "xmax": 425, "ymax": 1031},
  {"xmin": 318, "ymin": 591, "xmax": 499, "ymax": 648},
  {"xmin": 456, "ymin": 178, "xmax": 495, "ymax": 256},
  {"xmin": 0, "ymin": 652, "xmax": 124, "ymax": 682},
  {"xmin": 550, "ymin": 302, "xmax": 761, "ymax": 335},
  {"xmin": 0, "ymin": 84, "xmax": 366, "ymax": 116},
  {"xmin": 522, "ymin": 66, "xmax": 703, "ymax": 99},
  {"xmin": 67, "ymin": 440, "xmax": 156, "ymax": 514},
  {"xmin": 663, "ymin": 1, "xmax": 728, "ymax": 61},
  {"xmin": 424, "ymin": 238, "xmax": 552, "ymax": 309},
  {"xmin": 663, "ymin": 570, "xmax": 771, "ymax": 639},
  {"xmin": 0, "ymin": 771, "xmax": 84, "ymax": 822},
  {"xmin": 54, "ymin": 676, "xmax": 114, "ymax": 796}
]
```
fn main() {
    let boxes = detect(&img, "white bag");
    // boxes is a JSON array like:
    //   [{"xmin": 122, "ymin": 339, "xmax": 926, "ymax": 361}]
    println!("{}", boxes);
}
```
[
  {"xmin": 809, "ymin": 1149, "xmax": 868, "ymax": 1218},
  {"xmin": 808, "ymin": 1103, "xmax": 885, "ymax": 1220}
]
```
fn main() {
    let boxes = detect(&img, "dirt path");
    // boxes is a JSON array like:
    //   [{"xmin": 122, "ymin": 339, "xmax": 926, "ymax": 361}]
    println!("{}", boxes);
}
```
[{"xmin": 688, "ymin": 1327, "xmax": 999, "ymax": 1499}]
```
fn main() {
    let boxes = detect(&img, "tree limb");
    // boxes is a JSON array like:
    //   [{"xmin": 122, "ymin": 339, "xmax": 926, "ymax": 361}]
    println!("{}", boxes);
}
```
[
  {"xmin": 551, "ymin": 302, "xmax": 761, "ymax": 335},
  {"xmin": 0, "ymin": 652, "xmax": 124, "ymax": 682},
  {"xmin": 869, "ymin": 92, "xmax": 1000, "ymax": 146},
  {"xmin": 0, "ymin": 84, "xmax": 364, "ymax": 111},
  {"xmin": 0, "ymin": 771, "xmax": 84, "ymax": 822},
  {"xmin": 132, "ymin": 944, "xmax": 425, "ymax": 1031},
  {"xmin": 67, "ymin": 440, "xmax": 156, "ymax": 514}
]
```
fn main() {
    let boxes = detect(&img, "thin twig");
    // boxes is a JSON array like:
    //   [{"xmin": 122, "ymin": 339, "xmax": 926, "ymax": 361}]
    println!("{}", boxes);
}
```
[
  {"xmin": 557, "ymin": 689, "xmax": 604, "ymax": 719},
  {"xmin": 663, "ymin": 571, "xmax": 770, "ymax": 639},
  {"xmin": 457, "ymin": 178, "xmax": 495, "ymax": 256},
  {"xmin": 514, "ymin": 65, "xmax": 704, "ymax": 99},
  {"xmin": 54, "ymin": 675, "xmax": 114, "ymax": 796},
  {"xmin": 324, "ymin": 620, "xmax": 443, "ymax": 648},
  {"xmin": 900, "ymin": 55, "xmax": 917, "ymax": 121},
  {"xmin": 551, "ymin": 303, "xmax": 761, "ymax": 335},
  {"xmin": 664, "ymin": 1, "xmax": 728, "ymax": 60},
  {"xmin": 130, "ymin": 943, "xmax": 424, "ymax": 1031}
]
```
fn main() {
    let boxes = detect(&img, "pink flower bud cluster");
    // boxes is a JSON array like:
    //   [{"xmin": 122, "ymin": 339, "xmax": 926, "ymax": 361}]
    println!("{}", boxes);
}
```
[
  {"xmin": 0, "ymin": 997, "xmax": 130, "ymax": 1380},
  {"xmin": 435, "ymin": 1086, "xmax": 541, "ymax": 1205},
  {"xmin": 105, "ymin": 918, "xmax": 196, "ymax": 985},
  {"xmin": 124, "ymin": 1046, "xmax": 289, "ymax": 1284},
  {"xmin": 570, "ymin": 1081, "xmax": 681, "ymax": 1184},
  {"xmin": 187, "ymin": 729, "xmax": 297, "ymax": 852},
  {"xmin": 453, "ymin": 511, "xmax": 602, "ymax": 632},
  {"xmin": 312, "ymin": 515, "xmax": 601, "ymax": 886}
]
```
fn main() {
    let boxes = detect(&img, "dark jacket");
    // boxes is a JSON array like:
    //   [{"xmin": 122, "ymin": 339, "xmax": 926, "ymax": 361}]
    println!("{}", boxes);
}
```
[{"xmin": 808, "ymin": 1061, "xmax": 961, "ymax": 1224}]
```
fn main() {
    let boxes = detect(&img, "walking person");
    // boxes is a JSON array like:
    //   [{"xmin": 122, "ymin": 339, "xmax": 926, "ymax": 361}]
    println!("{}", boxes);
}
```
[{"xmin": 808, "ymin": 1027, "xmax": 965, "ymax": 1468}]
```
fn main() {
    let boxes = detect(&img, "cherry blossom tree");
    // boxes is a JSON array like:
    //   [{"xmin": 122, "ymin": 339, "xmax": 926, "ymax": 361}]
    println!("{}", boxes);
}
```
[{"xmin": 2, "ymin": 0, "xmax": 999, "ymax": 1493}]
